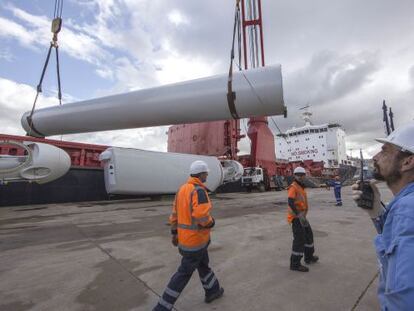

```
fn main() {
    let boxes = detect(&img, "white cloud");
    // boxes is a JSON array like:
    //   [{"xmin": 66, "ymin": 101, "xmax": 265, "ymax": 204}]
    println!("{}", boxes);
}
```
[
  {"xmin": 155, "ymin": 54, "xmax": 219, "ymax": 85},
  {"xmin": 0, "ymin": 4, "xmax": 112, "ymax": 69},
  {"xmin": 59, "ymin": 28, "xmax": 111, "ymax": 66},
  {"xmin": 0, "ymin": 47, "xmax": 13, "ymax": 61},
  {"xmin": 95, "ymin": 67, "xmax": 114, "ymax": 80},
  {"xmin": 10, "ymin": 5, "xmax": 49, "ymax": 28},
  {"xmin": 0, "ymin": 16, "xmax": 39, "ymax": 49},
  {"xmin": 168, "ymin": 9, "xmax": 190, "ymax": 26},
  {"xmin": 0, "ymin": 77, "xmax": 59, "ymax": 136},
  {"xmin": 0, "ymin": 1, "xmax": 218, "ymax": 93},
  {"xmin": 53, "ymin": 126, "xmax": 169, "ymax": 152},
  {"xmin": 409, "ymin": 65, "xmax": 414, "ymax": 89}
]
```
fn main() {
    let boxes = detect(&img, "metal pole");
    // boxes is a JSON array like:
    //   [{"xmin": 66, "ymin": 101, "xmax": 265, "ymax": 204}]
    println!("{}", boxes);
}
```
[
  {"xmin": 382, "ymin": 100, "xmax": 390, "ymax": 135},
  {"xmin": 241, "ymin": 0, "xmax": 248, "ymax": 70},
  {"xmin": 389, "ymin": 107, "xmax": 395, "ymax": 132}
]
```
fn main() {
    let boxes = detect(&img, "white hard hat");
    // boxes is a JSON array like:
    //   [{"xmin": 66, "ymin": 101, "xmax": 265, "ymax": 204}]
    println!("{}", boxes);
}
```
[
  {"xmin": 293, "ymin": 166, "xmax": 306, "ymax": 175},
  {"xmin": 375, "ymin": 121, "xmax": 414, "ymax": 154},
  {"xmin": 190, "ymin": 160, "xmax": 210, "ymax": 175}
]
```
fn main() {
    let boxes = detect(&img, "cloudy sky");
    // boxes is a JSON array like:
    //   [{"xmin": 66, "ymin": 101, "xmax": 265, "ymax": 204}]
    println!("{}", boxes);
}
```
[{"xmin": 1, "ymin": 0, "xmax": 413, "ymax": 158}]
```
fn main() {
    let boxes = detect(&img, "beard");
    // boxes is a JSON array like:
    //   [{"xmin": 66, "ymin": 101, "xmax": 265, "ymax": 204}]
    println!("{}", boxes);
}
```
[
  {"xmin": 373, "ymin": 163, "xmax": 401, "ymax": 184},
  {"xmin": 373, "ymin": 164, "xmax": 385, "ymax": 181}
]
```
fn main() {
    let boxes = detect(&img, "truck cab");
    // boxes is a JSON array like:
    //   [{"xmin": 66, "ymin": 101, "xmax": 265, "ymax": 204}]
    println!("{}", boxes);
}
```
[{"xmin": 241, "ymin": 167, "xmax": 267, "ymax": 192}]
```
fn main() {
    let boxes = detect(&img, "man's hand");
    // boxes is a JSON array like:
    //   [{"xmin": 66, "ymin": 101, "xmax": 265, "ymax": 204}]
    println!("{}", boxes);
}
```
[
  {"xmin": 352, "ymin": 180, "xmax": 383, "ymax": 219},
  {"xmin": 298, "ymin": 212, "xmax": 309, "ymax": 227},
  {"xmin": 171, "ymin": 235, "xmax": 178, "ymax": 247}
]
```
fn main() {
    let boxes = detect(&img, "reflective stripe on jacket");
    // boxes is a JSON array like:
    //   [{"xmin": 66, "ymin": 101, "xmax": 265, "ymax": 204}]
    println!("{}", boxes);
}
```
[
  {"xmin": 169, "ymin": 177, "xmax": 214, "ymax": 252},
  {"xmin": 286, "ymin": 181, "xmax": 308, "ymax": 223}
]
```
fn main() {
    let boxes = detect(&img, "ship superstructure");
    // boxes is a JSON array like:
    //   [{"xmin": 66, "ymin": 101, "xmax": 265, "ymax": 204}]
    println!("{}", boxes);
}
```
[{"xmin": 275, "ymin": 110, "xmax": 350, "ymax": 168}]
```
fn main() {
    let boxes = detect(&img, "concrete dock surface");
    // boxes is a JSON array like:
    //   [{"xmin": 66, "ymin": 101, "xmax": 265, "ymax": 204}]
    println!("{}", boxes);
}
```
[{"xmin": 0, "ymin": 184, "xmax": 393, "ymax": 311}]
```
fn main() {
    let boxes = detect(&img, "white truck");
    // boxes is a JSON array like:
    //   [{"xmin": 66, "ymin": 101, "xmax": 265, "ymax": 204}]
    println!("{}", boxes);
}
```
[{"xmin": 241, "ymin": 167, "xmax": 268, "ymax": 192}]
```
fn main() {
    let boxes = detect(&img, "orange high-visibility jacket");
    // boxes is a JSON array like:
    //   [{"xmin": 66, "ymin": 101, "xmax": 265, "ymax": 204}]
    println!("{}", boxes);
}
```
[
  {"xmin": 287, "ymin": 181, "xmax": 309, "ymax": 223},
  {"xmin": 170, "ymin": 177, "xmax": 214, "ymax": 252}
]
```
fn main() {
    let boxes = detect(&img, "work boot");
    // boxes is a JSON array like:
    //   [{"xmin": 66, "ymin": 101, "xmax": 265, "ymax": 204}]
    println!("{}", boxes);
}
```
[
  {"xmin": 290, "ymin": 264, "xmax": 309, "ymax": 272},
  {"xmin": 305, "ymin": 256, "xmax": 319, "ymax": 264},
  {"xmin": 205, "ymin": 287, "xmax": 224, "ymax": 303}
]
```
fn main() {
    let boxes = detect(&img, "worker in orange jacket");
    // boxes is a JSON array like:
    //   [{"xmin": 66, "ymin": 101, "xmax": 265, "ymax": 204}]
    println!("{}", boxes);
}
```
[
  {"xmin": 153, "ymin": 160, "xmax": 224, "ymax": 311},
  {"xmin": 287, "ymin": 167, "xmax": 319, "ymax": 272}
]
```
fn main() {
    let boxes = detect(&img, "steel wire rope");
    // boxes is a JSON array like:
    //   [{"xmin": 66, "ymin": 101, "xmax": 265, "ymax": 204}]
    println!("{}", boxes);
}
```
[
  {"xmin": 53, "ymin": 0, "xmax": 63, "ymax": 18},
  {"xmin": 247, "ymin": 0, "xmax": 255, "ymax": 68},
  {"xmin": 28, "ymin": 0, "xmax": 65, "ymax": 138},
  {"xmin": 252, "ymin": 0, "xmax": 260, "ymax": 67},
  {"xmin": 25, "ymin": 0, "xmax": 65, "ymax": 185}
]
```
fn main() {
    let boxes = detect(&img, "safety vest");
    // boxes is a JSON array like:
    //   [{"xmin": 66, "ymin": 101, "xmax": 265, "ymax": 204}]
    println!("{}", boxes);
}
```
[
  {"xmin": 286, "ymin": 181, "xmax": 308, "ymax": 223},
  {"xmin": 170, "ymin": 177, "xmax": 214, "ymax": 252}
]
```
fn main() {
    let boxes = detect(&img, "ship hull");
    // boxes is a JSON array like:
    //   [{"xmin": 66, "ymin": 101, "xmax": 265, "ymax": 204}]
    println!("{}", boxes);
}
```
[{"xmin": 0, "ymin": 167, "xmax": 108, "ymax": 207}]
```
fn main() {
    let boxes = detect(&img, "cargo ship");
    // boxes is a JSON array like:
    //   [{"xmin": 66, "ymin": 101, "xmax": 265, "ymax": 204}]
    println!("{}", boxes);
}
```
[{"xmin": 275, "ymin": 109, "xmax": 356, "ymax": 179}]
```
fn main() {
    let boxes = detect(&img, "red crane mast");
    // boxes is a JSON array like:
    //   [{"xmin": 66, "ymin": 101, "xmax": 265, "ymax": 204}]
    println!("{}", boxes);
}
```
[
  {"xmin": 239, "ymin": 0, "xmax": 277, "ymax": 176},
  {"xmin": 168, "ymin": 0, "xmax": 277, "ymax": 180}
]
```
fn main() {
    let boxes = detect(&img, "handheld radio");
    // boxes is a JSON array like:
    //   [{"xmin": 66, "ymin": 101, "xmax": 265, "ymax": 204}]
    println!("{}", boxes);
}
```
[{"xmin": 357, "ymin": 149, "xmax": 374, "ymax": 210}]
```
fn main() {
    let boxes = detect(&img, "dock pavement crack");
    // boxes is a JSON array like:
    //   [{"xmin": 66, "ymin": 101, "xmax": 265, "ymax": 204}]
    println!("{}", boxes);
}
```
[
  {"xmin": 351, "ymin": 271, "xmax": 379, "ymax": 311},
  {"xmin": 71, "ymin": 222, "xmax": 180, "ymax": 311}
]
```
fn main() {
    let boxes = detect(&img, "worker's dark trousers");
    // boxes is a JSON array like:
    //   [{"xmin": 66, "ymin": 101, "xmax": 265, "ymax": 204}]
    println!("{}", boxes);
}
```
[
  {"xmin": 290, "ymin": 218, "xmax": 315, "ymax": 267},
  {"xmin": 153, "ymin": 247, "xmax": 220, "ymax": 311},
  {"xmin": 334, "ymin": 188, "xmax": 342, "ymax": 204}
]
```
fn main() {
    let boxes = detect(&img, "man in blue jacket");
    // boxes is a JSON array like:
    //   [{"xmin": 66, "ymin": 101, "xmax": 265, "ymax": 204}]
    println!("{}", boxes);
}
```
[
  {"xmin": 352, "ymin": 121, "xmax": 414, "ymax": 310},
  {"xmin": 326, "ymin": 176, "xmax": 343, "ymax": 206}
]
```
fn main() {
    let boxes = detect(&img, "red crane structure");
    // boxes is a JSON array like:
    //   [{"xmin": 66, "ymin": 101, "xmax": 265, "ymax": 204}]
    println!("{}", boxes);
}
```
[
  {"xmin": 168, "ymin": 0, "xmax": 278, "ymax": 181},
  {"xmin": 238, "ymin": 0, "xmax": 277, "ymax": 177}
]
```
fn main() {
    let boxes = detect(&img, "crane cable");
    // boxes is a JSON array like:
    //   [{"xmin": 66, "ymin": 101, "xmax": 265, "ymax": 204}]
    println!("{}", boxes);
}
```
[
  {"xmin": 228, "ymin": 0, "xmax": 287, "ymax": 147},
  {"xmin": 27, "ymin": 0, "xmax": 64, "ymax": 137},
  {"xmin": 227, "ymin": 0, "xmax": 242, "ymax": 120}
]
